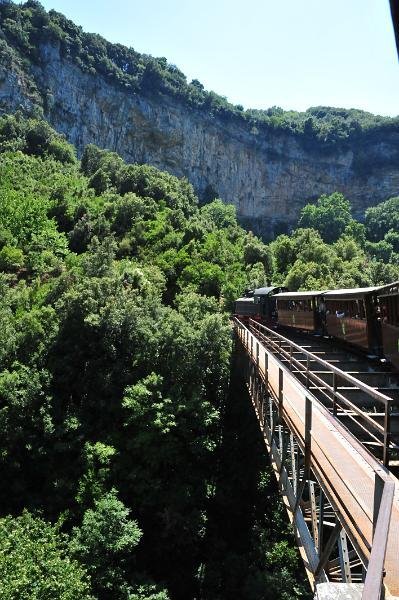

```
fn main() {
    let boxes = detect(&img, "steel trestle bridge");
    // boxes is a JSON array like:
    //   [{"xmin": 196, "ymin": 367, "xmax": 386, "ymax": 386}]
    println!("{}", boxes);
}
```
[{"xmin": 234, "ymin": 318, "xmax": 399, "ymax": 600}]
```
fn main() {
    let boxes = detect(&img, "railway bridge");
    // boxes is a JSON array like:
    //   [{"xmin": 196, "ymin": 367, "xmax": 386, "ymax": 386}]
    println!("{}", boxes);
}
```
[{"xmin": 234, "ymin": 318, "xmax": 399, "ymax": 600}]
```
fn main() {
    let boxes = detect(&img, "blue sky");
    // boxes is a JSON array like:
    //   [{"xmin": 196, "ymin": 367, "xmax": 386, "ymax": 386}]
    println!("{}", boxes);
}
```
[{"xmin": 39, "ymin": 0, "xmax": 399, "ymax": 116}]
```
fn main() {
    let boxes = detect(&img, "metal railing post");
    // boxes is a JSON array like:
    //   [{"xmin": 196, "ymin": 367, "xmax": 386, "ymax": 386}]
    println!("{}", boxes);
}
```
[
  {"xmin": 362, "ymin": 476, "xmax": 395, "ymax": 600},
  {"xmin": 383, "ymin": 401, "xmax": 391, "ymax": 468},
  {"xmin": 373, "ymin": 473, "xmax": 385, "ymax": 539},
  {"xmin": 295, "ymin": 397, "xmax": 312, "ymax": 510},
  {"xmin": 332, "ymin": 371, "xmax": 337, "ymax": 416},
  {"xmin": 259, "ymin": 381, "xmax": 264, "ymax": 424},
  {"xmin": 278, "ymin": 368, "xmax": 283, "ymax": 423},
  {"xmin": 269, "ymin": 396, "xmax": 274, "ymax": 440}
]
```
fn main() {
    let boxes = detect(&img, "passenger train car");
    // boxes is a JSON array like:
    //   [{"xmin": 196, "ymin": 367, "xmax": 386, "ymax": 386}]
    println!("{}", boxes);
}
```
[
  {"xmin": 234, "ymin": 281, "xmax": 399, "ymax": 371},
  {"xmin": 323, "ymin": 286, "xmax": 381, "ymax": 353},
  {"xmin": 273, "ymin": 290, "xmax": 323, "ymax": 332}
]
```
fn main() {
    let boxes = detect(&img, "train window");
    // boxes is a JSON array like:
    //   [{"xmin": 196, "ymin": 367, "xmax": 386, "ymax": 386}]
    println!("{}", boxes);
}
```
[
  {"xmin": 277, "ymin": 299, "xmax": 286, "ymax": 310},
  {"xmin": 325, "ymin": 298, "xmax": 366, "ymax": 319},
  {"xmin": 351, "ymin": 300, "xmax": 359, "ymax": 318},
  {"xmin": 359, "ymin": 300, "xmax": 366, "ymax": 320},
  {"xmin": 381, "ymin": 301, "xmax": 389, "ymax": 324},
  {"xmin": 384, "ymin": 295, "xmax": 399, "ymax": 326},
  {"xmin": 277, "ymin": 297, "xmax": 316, "ymax": 311}
]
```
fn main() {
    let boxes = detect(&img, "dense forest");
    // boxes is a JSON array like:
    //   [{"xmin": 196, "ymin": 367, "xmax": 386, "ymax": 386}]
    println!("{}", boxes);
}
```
[
  {"xmin": 1, "ymin": 1, "xmax": 399, "ymax": 153},
  {"xmin": 0, "ymin": 113, "xmax": 310, "ymax": 600},
  {"xmin": 0, "ymin": 109, "xmax": 398, "ymax": 599}
]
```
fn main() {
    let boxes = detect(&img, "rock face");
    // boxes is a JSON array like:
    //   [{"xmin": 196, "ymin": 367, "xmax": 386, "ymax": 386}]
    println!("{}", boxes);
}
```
[{"xmin": 2, "ymin": 42, "xmax": 399, "ymax": 238}]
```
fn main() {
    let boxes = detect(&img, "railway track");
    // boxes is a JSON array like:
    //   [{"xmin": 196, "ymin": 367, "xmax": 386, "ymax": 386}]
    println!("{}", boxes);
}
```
[{"xmin": 249, "ymin": 320, "xmax": 399, "ymax": 473}]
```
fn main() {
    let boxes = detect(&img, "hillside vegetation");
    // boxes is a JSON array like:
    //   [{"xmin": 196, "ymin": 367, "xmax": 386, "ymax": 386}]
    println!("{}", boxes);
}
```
[
  {"xmin": 1, "ymin": 110, "xmax": 398, "ymax": 598},
  {"xmin": 272, "ymin": 192, "xmax": 399, "ymax": 290},
  {"xmin": 0, "ymin": 1, "xmax": 398, "ymax": 153},
  {"xmin": 0, "ymin": 113, "xmax": 313, "ymax": 600}
]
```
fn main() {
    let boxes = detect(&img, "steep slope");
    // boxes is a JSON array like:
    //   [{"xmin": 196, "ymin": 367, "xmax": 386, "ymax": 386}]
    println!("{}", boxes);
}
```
[
  {"xmin": 0, "ymin": 1, "xmax": 398, "ymax": 238},
  {"xmin": 0, "ymin": 113, "xmax": 314, "ymax": 600}
]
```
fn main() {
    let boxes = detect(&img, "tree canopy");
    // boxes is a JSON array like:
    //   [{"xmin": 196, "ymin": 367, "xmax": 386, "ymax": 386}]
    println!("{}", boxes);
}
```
[
  {"xmin": 0, "ymin": 114, "xmax": 310, "ymax": 599},
  {"xmin": 297, "ymin": 192, "xmax": 352, "ymax": 243},
  {"xmin": 0, "ymin": 112, "xmax": 397, "ymax": 599},
  {"xmin": 0, "ymin": 511, "xmax": 93, "ymax": 600}
]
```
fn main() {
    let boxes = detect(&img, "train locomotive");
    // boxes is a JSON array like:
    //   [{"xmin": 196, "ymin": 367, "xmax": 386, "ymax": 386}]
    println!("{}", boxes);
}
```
[
  {"xmin": 234, "ymin": 286, "xmax": 287, "ymax": 324},
  {"xmin": 234, "ymin": 282, "xmax": 399, "ymax": 371}
]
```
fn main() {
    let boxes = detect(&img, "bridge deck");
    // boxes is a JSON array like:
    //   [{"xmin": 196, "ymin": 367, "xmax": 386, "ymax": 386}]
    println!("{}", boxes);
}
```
[{"xmin": 235, "ymin": 320, "xmax": 399, "ymax": 597}]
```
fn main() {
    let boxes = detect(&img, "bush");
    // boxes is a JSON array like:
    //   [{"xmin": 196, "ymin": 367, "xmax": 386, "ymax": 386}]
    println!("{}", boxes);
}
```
[
  {"xmin": 0, "ymin": 115, "xmax": 76, "ymax": 164},
  {"xmin": 0, "ymin": 245, "xmax": 24, "ymax": 271}
]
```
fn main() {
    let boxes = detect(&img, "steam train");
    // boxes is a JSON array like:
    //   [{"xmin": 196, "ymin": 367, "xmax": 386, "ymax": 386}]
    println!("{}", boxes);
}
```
[{"xmin": 234, "ymin": 282, "xmax": 399, "ymax": 371}]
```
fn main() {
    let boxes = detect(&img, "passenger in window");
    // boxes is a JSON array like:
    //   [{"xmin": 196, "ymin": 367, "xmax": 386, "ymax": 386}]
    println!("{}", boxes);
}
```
[{"xmin": 381, "ymin": 304, "xmax": 388, "ymax": 324}]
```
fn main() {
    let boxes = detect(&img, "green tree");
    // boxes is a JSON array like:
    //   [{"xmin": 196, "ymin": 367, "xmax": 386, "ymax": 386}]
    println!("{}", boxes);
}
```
[
  {"xmin": 76, "ymin": 441, "xmax": 117, "ymax": 508},
  {"xmin": 70, "ymin": 491, "xmax": 142, "ymax": 599},
  {"xmin": 365, "ymin": 197, "xmax": 399, "ymax": 241},
  {"xmin": 0, "ymin": 511, "xmax": 93, "ymax": 599},
  {"xmin": 284, "ymin": 260, "xmax": 334, "ymax": 290},
  {"xmin": 243, "ymin": 232, "xmax": 273, "ymax": 276},
  {"xmin": 298, "ymin": 192, "xmax": 353, "ymax": 243},
  {"xmin": 385, "ymin": 230, "xmax": 399, "ymax": 253},
  {"xmin": 0, "ymin": 245, "xmax": 24, "ymax": 271},
  {"xmin": 270, "ymin": 234, "xmax": 296, "ymax": 276}
]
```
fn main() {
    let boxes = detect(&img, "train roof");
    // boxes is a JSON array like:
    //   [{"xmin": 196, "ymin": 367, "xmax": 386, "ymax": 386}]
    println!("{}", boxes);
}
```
[
  {"xmin": 376, "ymin": 281, "xmax": 399, "ymax": 297},
  {"xmin": 323, "ymin": 285, "xmax": 382, "ymax": 299},
  {"xmin": 253, "ymin": 286, "xmax": 282, "ymax": 296},
  {"xmin": 274, "ymin": 290, "xmax": 323, "ymax": 298}
]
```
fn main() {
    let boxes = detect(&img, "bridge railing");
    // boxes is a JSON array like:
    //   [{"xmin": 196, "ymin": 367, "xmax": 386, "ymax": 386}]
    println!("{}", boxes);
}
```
[
  {"xmin": 248, "ymin": 318, "xmax": 395, "ymax": 467},
  {"xmin": 233, "ymin": 317, "xmax": 397, "ymax": 599},
  {"xmin": 363, "ymin": 473, "xmax": 395, "ymax": 599}
]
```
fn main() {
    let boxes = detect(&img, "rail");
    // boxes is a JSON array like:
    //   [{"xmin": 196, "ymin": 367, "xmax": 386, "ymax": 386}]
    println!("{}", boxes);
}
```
[
  {"xmin": 248, "ymin": 318, "xmax": 395, "ymax": 467},
  {"xmin": 233, "ymin": 317, "xmax": 398, "ymax": 598}
]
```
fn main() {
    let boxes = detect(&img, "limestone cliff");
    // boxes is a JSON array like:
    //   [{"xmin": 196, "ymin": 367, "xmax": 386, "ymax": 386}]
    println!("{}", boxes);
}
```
[{"xmin": 1, "ymin": 40, "xmax": 399, "ymax": 239}]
